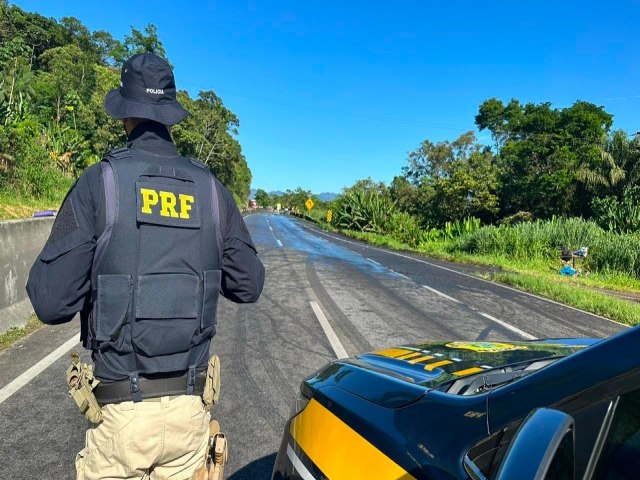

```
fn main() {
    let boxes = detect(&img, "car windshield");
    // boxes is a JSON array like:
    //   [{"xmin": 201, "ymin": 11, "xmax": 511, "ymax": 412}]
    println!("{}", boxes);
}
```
[{"xmin": 436, "ymin": 357, "xmax": 561, "ymax": 395}]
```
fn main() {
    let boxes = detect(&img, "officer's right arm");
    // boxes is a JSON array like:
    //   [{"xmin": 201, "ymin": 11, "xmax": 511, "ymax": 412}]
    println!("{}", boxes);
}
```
[
  {"xmin": 218, "ymin": 185, "xmax": 265, "ymax": 303},
  {"xmin": 26, "ymin": 166, "xmax": 100, "ymax": 324}
]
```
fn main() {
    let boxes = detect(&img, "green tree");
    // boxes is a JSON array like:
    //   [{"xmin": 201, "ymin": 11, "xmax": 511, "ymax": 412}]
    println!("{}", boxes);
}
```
[
  {"xmin": 401, "ymin": 131, "xmax": 500, "ymax": 225},
  {"xmin": 476, "ymin": 98, "xmax": 613, "ymax": 218},
  {"xmin": 254, "ymin": 189, "xmax": 271, "ymax": 207},
  {"xmin": 110, "ymin": 25, "xmax": 167, "ymax": 66},
  {"xmin": 36, "ymin": 44, "xmax": 95, "ymax": 123},
  {"xmin": 0, "ymin": 56, "xmax": 34, "ymax": 125},
  {"xmin": 173, "ymin": 90, "xmax": 251, "ymax": 204}
]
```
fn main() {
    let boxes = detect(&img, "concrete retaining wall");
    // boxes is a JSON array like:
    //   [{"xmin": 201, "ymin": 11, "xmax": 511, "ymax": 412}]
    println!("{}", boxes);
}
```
[{"xmin": 0, "ymin": 217, "xmax": 54, "ymax": 333}]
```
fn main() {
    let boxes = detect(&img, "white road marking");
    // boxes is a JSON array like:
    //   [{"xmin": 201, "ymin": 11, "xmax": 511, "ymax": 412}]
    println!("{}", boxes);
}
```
[
  {"xmin": 269, "ymin": 226, "xmax": 273, "ymax": 231},
  {"xmin": 276, "ymin": 239, "xmax": 283, "ymax": 248},
  {"xmin": 287, "ymin": 444, "xmax": 316, "ymax": 480},
  {"xmin": 302, "ymin": 225, "xmax": 628, "ymax": 328},
  {"xmin": 422, "ymin": 285, "xmax": 462, "ymax": 304},
  {"xmin": 366, "ymin": 257, "xmax": 381, "ymax": 266},
  {"xmin": 0, "ymin": 334, "xmax": 79, "ymax": 405},
  {"xmin": 310, "ymin": 301, "xmax": 348, "ymax": 359},
  {"xmin": 478, "ymin": 312, "xmax": 537, "ymax": 340},
  {"xmin": 390, "ymin": 270, "xmax": 410, "ymax": 280}
]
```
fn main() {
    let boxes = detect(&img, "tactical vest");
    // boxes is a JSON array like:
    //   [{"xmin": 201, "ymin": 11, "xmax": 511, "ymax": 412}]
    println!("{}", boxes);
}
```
[{"xmin": 86, "ymin": 147, "xmax": 223, "ymax": 400}]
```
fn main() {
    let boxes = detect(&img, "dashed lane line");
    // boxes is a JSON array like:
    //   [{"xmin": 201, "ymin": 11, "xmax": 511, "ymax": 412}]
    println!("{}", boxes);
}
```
[
  {"xmin": 478, "ymin": 312, "xmax": 537, "ymax": 340},
  {"xmin": 302, "ymin": 225, "xmax": 628, "ymax": 328},
  {"xmin": 0, "ymin": 334, "xmax": 79, "ymax": 405},
  {"xmin": 276, "ymin": 239, "xmax": 283, "ymax": 248},
  {"xmin": 310, "ymin": 301, "xmax": 348, "ymax": 359},
  {"xmin": 422, "ymin": 285, "xmax": 462, "ymax": 304}
]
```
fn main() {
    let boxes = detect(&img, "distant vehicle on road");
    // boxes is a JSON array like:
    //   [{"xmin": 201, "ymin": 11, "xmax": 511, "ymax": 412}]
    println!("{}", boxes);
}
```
[{"xmin": 272, "ymin": 327, "xmax": 640, "ymax": 479}]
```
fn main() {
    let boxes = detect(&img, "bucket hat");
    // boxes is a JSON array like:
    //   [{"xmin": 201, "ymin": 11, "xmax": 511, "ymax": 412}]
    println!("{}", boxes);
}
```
[{"xmin": 104, "ymin": 53, "xmax": 189, "ymax": 126}]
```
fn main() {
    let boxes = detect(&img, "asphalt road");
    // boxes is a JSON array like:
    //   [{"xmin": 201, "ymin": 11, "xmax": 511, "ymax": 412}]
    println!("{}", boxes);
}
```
[{"xmin": 0, "ymin": 213, "xmax": 627, "ymax": 479}]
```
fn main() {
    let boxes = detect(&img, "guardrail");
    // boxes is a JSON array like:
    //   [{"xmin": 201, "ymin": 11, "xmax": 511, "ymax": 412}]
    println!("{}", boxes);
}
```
[{"xmin": 0, "ymin": 217, "xmax": 54, "ymax": 334}]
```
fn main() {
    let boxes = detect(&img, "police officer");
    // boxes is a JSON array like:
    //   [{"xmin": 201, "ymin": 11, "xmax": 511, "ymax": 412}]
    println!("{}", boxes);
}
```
[{"xmin": 26, "ymin": 53, "xmax": 265, "ymax": 479}]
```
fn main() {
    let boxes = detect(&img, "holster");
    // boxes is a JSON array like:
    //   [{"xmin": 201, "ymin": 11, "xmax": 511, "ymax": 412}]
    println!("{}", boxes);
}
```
[
  {"xmin": 202, "ymin": 355, "xmax": 221, "ymax": 410},
  {"xmin": 192, "ymin": 420, "xmax": 228, "ymax": 480},
  {"xmin": 66, "ymin": 352, "xmax": 103, "ymax": 424}
]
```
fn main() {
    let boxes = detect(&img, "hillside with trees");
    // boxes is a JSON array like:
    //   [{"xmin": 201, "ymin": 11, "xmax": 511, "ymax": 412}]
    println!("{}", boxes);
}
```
[{"xmin": 0, "ymin": 1, "xmax": 252, "ymax": 214}]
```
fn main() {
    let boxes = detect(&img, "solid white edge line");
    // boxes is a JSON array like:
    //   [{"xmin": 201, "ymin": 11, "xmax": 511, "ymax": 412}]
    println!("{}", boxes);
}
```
[
  {"xmin": 301, "ymin": 225, "xmax": 628, "ymax": 328},
  {"xmin": 422, "ymin": 285, "xmax": 462, "ymax": 304},
  {"xmin": 287, "ymin": 444, "xmax": 316, "ymax": 480},
  {"xmin": 478, "ymin": 312, "xmax": 537, "ymax": 340},
  {"xmin": 0, "ymin": 334, "xmax": 79, "ymax": 405},
  {"xmin": 310, "ymin": 301, "xmax": 348, "ymax": 359},
  {"xmin": 276, "ymin": 239, "xmax": 283, "ymax": 247}
]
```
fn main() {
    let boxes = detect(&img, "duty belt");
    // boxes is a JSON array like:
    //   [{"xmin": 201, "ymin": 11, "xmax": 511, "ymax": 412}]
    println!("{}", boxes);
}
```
[{"xmin": 94, "ymin": 373, "xmax": 206, "ymax": 405}]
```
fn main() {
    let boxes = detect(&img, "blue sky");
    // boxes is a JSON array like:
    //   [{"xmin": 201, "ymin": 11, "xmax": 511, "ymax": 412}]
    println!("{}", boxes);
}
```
[{"xmin": 14, "ymin": 1, "xmax": 640, "ymax": 194}]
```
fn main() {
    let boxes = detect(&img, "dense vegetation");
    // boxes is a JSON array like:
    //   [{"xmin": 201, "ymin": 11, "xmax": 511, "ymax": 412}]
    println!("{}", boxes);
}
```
[
  {"xmin": 0, "ymin": 1, "xmax": 252, "ymax": 210},
  {"xmin": 328, "ymin": 99, "xmax": 640, "ymax": 283}
]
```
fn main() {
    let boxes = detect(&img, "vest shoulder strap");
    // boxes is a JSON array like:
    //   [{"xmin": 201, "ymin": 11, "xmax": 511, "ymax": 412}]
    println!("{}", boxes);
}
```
[
  {"xmin": 106, "ymin": 146, "xmax": 132, "ymax": 161},
  {"xmin": 188, "ymin": 157, "xmax": 224, "ymax": 261},
  {"xmin": 188, "ymin": 157, "xmax": 207, "ymax": 170},
  {"xmin": 210, "ymin": 174, "xmax": 224, "ymax": 263},
  {"xmin": 92, "ymin": 159, "xmax": 118, "ymax": 285}
]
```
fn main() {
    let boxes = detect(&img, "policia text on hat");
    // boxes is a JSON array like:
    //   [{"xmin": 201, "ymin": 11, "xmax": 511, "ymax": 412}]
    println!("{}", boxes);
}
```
[{"xmin": 26, "ymin": 53, "xmax": 265, "ymax": 480}]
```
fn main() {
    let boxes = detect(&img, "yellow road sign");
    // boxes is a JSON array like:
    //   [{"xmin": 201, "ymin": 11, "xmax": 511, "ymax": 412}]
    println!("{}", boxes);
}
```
[
  {"xmin": 305, "ymin": 198, "xmax": 314, "ymax": 210},
  {"xmin": 326, "ymin": 210, "xmax": 333, "ymax": 222}
]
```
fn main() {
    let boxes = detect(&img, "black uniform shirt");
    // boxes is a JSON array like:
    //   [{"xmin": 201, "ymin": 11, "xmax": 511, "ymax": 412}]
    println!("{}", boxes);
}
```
[{"xmin": 27, "ymin": 121, "xmax": 265, "ymax": 329}]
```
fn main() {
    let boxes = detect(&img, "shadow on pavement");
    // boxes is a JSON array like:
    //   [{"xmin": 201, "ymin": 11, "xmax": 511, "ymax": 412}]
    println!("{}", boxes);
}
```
[{"xmin": 228, "ymin": 453, "xmax": 277, "ymax": 480}]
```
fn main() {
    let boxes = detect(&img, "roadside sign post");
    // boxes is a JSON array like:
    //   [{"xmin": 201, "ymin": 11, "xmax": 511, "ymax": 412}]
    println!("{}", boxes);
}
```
[{"xmin": 305, "ymin": 198, "xmax": 314, "ymax": 212}]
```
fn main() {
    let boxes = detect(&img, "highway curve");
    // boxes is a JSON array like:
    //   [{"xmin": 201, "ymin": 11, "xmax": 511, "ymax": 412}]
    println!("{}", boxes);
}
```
[{"xmin": 0, "ymin": 213, "xmax": 626, "ymax": 479}]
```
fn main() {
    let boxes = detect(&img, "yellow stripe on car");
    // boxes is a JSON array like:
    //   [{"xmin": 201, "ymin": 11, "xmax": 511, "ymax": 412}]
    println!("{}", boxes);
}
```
[
  {"xmin": 453, "ymin": 367, "xmax": 485, "ymax": 376},
  {"xmin": 408, "ymin": 355, "xmax": 434, "ymax": 364},
  {"xmin": 290, "ymin": 399, "xmax": 417, "ymax": 480},
  {"xmin": 396, "ymin": 352, "xmax": 423, "ymax": 361},
  {"xmin": 424, "ymin": 360, "xmax": 453, "ymax": 371},
  {"xmin": 375, "ymin": 348, "xmax": 415, "ymax": 358}
]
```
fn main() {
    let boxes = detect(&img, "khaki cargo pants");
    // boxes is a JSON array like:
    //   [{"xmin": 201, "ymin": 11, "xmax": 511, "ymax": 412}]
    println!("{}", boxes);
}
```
[{"xmin": 75, "ymin": 395, "xmax": 210, "ymax": 480}]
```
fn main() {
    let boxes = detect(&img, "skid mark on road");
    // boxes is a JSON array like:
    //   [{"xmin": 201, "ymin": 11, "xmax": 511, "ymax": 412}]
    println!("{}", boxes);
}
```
[{"xmin": 302, "ymin": 224, "xmax": 628, "ymax": 329}]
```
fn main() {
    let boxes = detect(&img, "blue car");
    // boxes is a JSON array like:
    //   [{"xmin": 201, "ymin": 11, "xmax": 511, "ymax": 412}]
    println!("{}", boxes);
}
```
[{"xmin": 272, "ymin": 326, "xmax": 640, "ymax": 479}]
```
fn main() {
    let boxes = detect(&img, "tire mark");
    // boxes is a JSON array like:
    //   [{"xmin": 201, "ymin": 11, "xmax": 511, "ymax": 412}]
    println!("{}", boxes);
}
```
[{"xmin": 305, "ymin": 258, "xmax": 373, "ymax": 354}]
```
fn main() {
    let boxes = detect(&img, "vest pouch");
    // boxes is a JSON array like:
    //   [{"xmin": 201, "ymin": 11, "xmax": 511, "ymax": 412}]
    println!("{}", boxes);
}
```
[
  {"xmin": 134, "ymin": 273, "xmax": 200, "ymax": 356},
  {"xmin": 94, "ymin": 275, "xmax": 133, "ymax": 351}
]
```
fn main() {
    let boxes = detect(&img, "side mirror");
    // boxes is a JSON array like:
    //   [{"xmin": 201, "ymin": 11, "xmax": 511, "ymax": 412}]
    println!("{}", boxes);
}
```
[{"xmin": 496, "ymin": 408, "xmax": 575, "ymax": 480}]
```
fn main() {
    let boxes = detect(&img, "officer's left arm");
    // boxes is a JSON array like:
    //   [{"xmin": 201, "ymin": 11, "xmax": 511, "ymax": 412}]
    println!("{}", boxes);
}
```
[
  {"xmin": 219, "ymin": 188, "xmax": 265, "ymax": 303},
  {"xmin": 26, "ymin": 166, "xmax": 99, "ymax": 324}
]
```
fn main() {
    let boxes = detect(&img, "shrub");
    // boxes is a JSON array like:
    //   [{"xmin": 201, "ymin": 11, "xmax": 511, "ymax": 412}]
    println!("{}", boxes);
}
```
[
  {"xmin": 332, "ymin": 190, "xmax": 395, "ymax": 233},
  {"xmin": 384, "ymin": 211, "xmax": 424, "ymax": 247}
]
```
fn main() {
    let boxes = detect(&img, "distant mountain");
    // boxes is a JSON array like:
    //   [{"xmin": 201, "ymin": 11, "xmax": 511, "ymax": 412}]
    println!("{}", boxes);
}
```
[{"xmin": 317, "ymin": 192, "xmax": 337, "ymax": 202}]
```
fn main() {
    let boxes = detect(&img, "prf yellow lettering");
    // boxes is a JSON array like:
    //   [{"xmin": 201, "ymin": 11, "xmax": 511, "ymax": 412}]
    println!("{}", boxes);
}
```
[
  {"xmin": 140, "ymin": 188, "xmax": 158, "ymax": 214},
  {"xmin": 159, "ymin": 191, "xmax": 178, "ymax": 218},
  {"xmin": 179, "ymin": 194, "xmax": 195, "ymax": 219},
  {"xmin": 140, "ymin": 188, "xmax": 195, "ymax": 219}
]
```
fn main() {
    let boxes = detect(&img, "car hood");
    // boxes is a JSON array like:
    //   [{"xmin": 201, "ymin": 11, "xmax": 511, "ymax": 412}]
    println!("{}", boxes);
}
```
[
  {"xmin": 354, "ymin": 338, "xmax": 596, "ymax": 389},
  {"xmin": 306, "ymin": 338, "xmax": 597, "ymax": 408}
]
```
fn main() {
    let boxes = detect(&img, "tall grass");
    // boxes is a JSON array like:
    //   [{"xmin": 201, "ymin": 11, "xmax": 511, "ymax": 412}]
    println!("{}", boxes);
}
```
[{"xmin": 453, "ymin": 217, "xmax": 640, "ymax": 280}]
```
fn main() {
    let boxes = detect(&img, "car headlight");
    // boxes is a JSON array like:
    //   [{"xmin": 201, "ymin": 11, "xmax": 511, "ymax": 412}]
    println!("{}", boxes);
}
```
[{"xmin": 289, "ymin": 388, "xmax": 311, "ymax": 419}]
